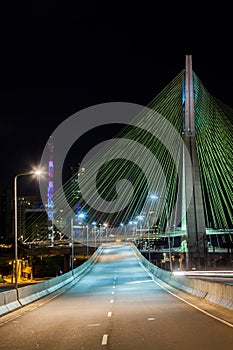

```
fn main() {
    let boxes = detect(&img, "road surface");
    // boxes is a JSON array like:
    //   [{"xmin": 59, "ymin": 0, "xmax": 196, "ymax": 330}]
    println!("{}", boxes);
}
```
[{"xmin": 0, "ymin": 244, "xmax": 232, "ymax": 349}]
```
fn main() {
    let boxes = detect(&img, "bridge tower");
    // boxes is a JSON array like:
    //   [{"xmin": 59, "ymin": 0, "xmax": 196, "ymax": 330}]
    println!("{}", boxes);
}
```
[{"xmin": 182, "ymin": 55, "xmax": 207, "ymax": 269}]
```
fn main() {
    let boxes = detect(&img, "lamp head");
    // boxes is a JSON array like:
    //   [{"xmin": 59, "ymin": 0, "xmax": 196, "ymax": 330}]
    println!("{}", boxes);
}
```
[{"xmin": 150, "ymin": 195, "xmax": 158, "ymax": 200}]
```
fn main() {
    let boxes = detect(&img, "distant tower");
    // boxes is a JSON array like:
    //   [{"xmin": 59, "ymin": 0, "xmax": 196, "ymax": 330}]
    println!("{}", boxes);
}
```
[{"xmin": 47, "ymin": 136, "xmax": 54, "ymax": 244}]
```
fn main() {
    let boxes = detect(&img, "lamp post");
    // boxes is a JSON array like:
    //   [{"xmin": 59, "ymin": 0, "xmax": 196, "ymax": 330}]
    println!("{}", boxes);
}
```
[
  {"xmin": 99, "ymin": 223, "xmax": 102, "ymax": 245},
  {"xmin": 147, "ymin": 211, "xmax": 154, "ymax": 262},
  {"xmin": 165, "ymin": 200, "xmax": 173, "ymax": 272},
  {"xmin": 14, "ymin": 170, "xmax": 42, "ymax": 292},
  {"xmin": 136, "ymin": 215, "xmax": 144, "ymax": 250},
  {"xmin": 151, "ymin": 195, "xmax": 172, "ymax": 271},
  {"xmin": 91, "ymin": 221, "xmax": 97, "ymax": 250},
  {"xmin": 70, "ymin": 217, "xmax": 74, "ymax": 275},
  {"xmin": 103, "ymin": 223, "xmax": 108, "ymax": 243},
  {"xmin": 133, "ymin": 221, "xmax": 137, "ymax": 242},
  {"xmin": 120, "ymin": 222, "xmax": 124, "ymax": 236},
  {"xmin": 86, "ymin": 224, "xmax": 89, "ymax": 257}
]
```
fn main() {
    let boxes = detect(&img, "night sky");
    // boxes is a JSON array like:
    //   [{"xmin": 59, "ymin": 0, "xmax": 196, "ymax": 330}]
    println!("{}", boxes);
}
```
[{"xmin": 0, "ymin": 2, "xmax": 232, "ymax": 194}]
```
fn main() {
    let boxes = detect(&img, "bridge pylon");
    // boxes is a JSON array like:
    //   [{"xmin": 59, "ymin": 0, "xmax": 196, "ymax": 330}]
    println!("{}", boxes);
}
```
[{"xmin": 182, "ymin": 55, "xmax": 208, "ymax": 269}]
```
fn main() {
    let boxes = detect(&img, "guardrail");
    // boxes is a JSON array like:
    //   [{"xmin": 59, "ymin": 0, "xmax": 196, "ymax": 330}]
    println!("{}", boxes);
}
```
[
  {"xmin": 130, "ymin": 243, "xmax": 233, "ymax": 311},
  {"xmin": 0, "ymin": 246, "xmax": 103, "ymax": 317}
]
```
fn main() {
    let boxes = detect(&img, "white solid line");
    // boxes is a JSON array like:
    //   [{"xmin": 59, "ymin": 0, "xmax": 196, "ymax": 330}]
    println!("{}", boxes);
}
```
[
  {"xmin": 102, "ymin": 334, "xmax": 108, "ymax": 345},
  {"xmin": 0, "ymin": 313, "xmax": 22, "ymax": 327},
  {"xmin": 127, "ymin": 280, "xmax": 153, "ymax": 284},
  {"xmin": 29, "ymin": 307, "xmax": 38, "ymax": 311},
  {"xmin": 107, "ymin": 311, "xmax": 112, "ymax": 317},
  {"xmin": 139, "ymin": 261, "xmax": 233, "ymax": 329}
]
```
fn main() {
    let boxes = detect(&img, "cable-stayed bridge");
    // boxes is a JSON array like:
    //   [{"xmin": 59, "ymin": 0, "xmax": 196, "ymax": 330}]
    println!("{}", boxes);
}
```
[{"xmin": 22, "ymin": 55, "xmax": 233, "ymax": 271}]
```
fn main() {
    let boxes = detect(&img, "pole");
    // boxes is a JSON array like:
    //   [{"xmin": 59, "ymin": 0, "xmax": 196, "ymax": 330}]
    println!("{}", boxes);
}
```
[
  {"xmin": 14, "ymin": 175, "xmax": 18, "ymax": 292},
  {"xmin": 14, "ymin": 170, "xmax": 42, "ymax": 293},
  {"xmin": 71, "ymin": 217, "xmax": 74, "ymax": 275},
  {"xmin": 147, "ymin": 220, "xmax": 150, "ymax": 262},
  {"xmin": 94, "ymin": 227, "xmax": 96, "ymax": 250},
  {"xmin": 165, "ymin": 199, "xmax": 172, "ymax": 271},
  {"xmin": 86, "ymin": 225, "xmax": 89, "ymax": 257},
  {"xmin": 99, "ymin": 224, "xmax": 102, "ymax": 245}
]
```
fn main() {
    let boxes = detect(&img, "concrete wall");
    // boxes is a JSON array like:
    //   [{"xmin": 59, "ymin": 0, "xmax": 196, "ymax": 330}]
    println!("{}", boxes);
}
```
[
  {"xmin": 0, "ymin": 289, "xmax": 21, "ymax": 316},
  {"xmin": 131, "ymin": 244, "xmax": 233, "ymax": 311}
]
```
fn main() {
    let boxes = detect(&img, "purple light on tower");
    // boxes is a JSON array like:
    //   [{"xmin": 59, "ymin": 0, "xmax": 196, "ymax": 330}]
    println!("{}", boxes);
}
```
[
  {"xmin": 48, "ymin": 180, "xmax": 54, "ymax": 209},
  {"xmin": 47, "ymin": 136, "xmax": 54, "ymax": 243},
  {"xmin": 49, "ymin": 160, "xmax": 53, "ymax": 177}
]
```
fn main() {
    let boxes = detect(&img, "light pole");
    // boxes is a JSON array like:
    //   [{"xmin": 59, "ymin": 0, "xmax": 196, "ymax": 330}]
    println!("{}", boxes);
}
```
[
  {"xmin": 14, "ymin": 170, "xmax": 42, "ymax": 292},
  {"xmin": 70, "ymin": 217, "xmax": 74, "ymax": 275},
  {"xmin": 103, "ymin": 223, "xmax": 108, "ymax": 243},
  {"xmin": 120, "ymin": 222, "xmax": 124, "ymax": 236},
  {"xmin": 99, "ymin": 223, "xmax": 102, "ymax": 245},
  {"xmin": 165, "ymin": 200, "xmax": 173, "ymax": 272},
  {"xmin": 147, "ymin": 211, "xmax": 154, "ymax": 262},
  {"xmin": 151, "ymin": 195, "xmax": 172, "ymax": 271},
  {"xmin": 132, "ymin": 220, "xmax": 138, "ymax": 242},
  {"xmin": 86, "ymin": 224, "xmax": 89, "ymax": 257},
  {"xmin": 91, "ymin": 221, "xmax": 97, "ymax": 250},
  {"xmin": 136, "ymin": 216, "xmax": 144, "ymax": 250}
]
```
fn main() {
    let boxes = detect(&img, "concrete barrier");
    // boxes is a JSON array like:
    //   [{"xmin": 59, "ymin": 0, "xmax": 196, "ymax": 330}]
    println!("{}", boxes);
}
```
[
  {"xmin": 0, "ymin": 289, "xmax": 21, "ymax": 315},
  {"xmin": 130, "ymin": 244, "xmax": 233, "ymax": 310},
  {"xmin": 0, "ymin": 247, "xmax": 103, "ymax": 316}
]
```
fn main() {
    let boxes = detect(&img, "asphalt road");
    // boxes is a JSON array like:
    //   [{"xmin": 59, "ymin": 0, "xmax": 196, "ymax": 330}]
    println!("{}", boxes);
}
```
[{"xmin": 0, "ymin": 244, "xmax": 233, "ymax": 350}]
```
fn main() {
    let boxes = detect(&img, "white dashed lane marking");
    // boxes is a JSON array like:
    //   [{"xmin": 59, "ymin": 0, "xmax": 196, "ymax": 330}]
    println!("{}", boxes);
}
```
[{"xmin": 102, "ymin": 334, "xmax": 108, "ymax": 345}]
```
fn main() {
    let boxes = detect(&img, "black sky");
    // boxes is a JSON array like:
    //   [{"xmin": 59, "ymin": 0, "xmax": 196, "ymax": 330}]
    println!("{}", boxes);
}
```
[{"xmin": 0, "ymin": 2, "xmax": 233, "ymax": 193}]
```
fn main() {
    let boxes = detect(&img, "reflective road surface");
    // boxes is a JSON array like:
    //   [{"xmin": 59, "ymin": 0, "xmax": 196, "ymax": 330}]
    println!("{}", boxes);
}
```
[{"xmin": 0, "ymin": 244, "xmax": 233, "ymax": 350}]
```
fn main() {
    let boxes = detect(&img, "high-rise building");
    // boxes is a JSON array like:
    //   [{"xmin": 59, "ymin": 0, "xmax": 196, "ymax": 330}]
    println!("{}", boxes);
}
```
[
  {"xmin": 0, "ymin": 190, "xmax": 45, "ymax": 243},
  {"xmin": 0, "ymin": 189, "xmax": 13, "ymax": 242}
]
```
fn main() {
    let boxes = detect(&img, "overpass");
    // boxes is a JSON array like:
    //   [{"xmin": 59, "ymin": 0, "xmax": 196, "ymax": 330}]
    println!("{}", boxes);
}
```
[{"xmin": 0, "ymin": 243, "xmax": 233, "ymax": 349}]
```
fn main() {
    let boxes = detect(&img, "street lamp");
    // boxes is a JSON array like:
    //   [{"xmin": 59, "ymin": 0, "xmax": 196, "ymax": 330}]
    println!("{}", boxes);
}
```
[
  {"xmin": 86, "ymin": 224, "xmax": 89, "ymax": 257},
  {"xmin": 150, "ymin": 195, "xmax": 172, "ymax": 271},
  {"xmin": 103, "ymin": 223, "xmax": 108, "ymax": 243},
  {"xmin": 91, "ymin": 221, "xmax": 97, "ymax": 250},
  {"xmin": 120, "ymin": 222, "xmax": 124, "ymax": 235},
  {"xmin": 136, "ymin": 215, "xmax": 144, "ymax": 250},
  {"xmin": 132, "ymin": 220, "xmax": 138, "ymax": 242},
  {"xmin": 14, "ymin": 170, "xmax": 42, "ymax": 292},
  {"xmin": 99, "ymin": 223, "xmax": 102, "ymax": 245},
  {"xmin": 147, "ymin": 211, "xmax": 154, "ymax": 262},
  {"xmin": 70, "ymin": 217, "xmax": 74, "ymax": 275}
]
